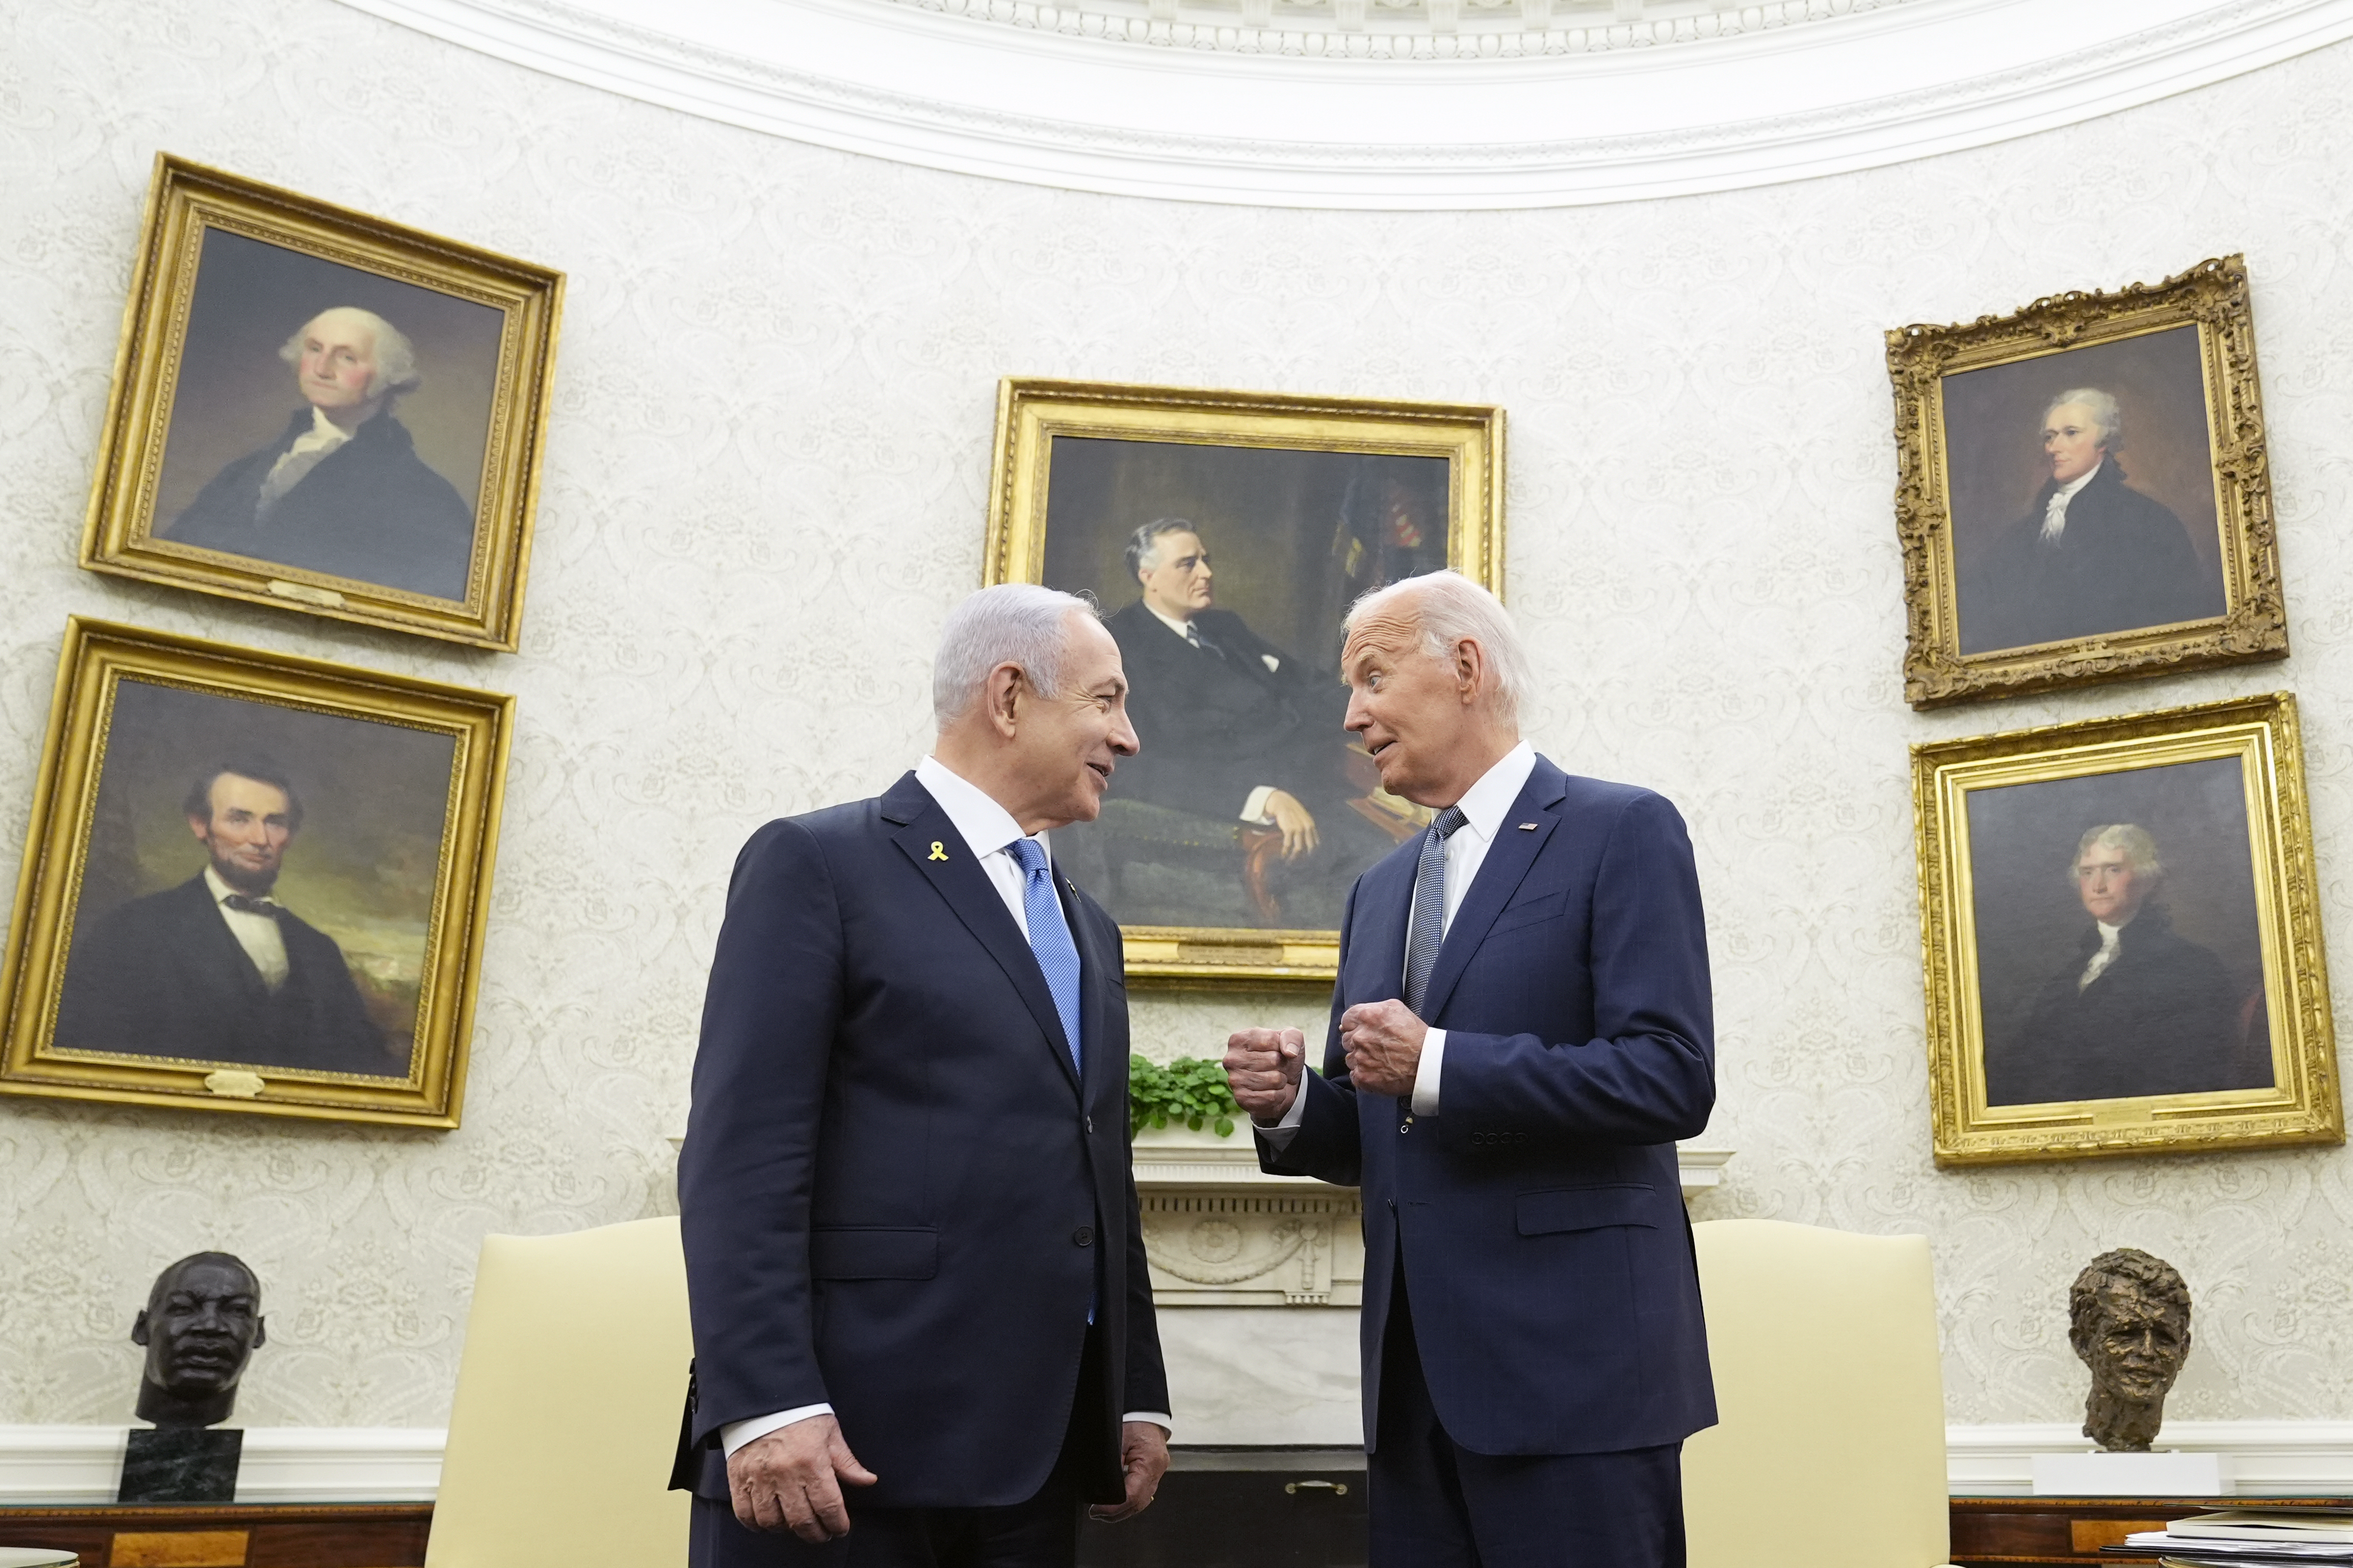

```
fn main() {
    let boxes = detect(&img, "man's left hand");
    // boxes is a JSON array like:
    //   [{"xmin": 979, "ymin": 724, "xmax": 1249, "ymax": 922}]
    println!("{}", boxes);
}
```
[
  {"xmin": 1340, "ymin": 999, "xmax": 1427, "ymax": 1098},
  {"xmin": 1090, "ymin": 1421, "xmax": 1169, "ymax": 1522}
]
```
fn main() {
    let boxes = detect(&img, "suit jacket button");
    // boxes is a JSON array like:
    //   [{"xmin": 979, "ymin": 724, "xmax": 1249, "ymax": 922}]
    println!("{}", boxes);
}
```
[{"xmin": 1074, "ymin": 1227, "xmax": 1095, "ymax": 1247}]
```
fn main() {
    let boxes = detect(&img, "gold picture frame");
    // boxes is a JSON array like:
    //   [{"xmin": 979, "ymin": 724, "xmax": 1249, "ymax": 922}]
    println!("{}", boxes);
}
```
[
  {"xmin": 0, "ymin": 620, "xmax": 514, "ymax": 1127},
  {"xmin": 81, "ymin": 154, "xmax": 564, "ymax": 651},
  {"xmin": 1889, "ymin": 255, "xmax": 2284, "ymax": 709},
  {"xmin": 986, "ymin": 377, "xmax": 1504, "ymax": 984},
  {"xmin": 1913, "ymin": 693, "xmax": 2336, "ymax": 1166}
]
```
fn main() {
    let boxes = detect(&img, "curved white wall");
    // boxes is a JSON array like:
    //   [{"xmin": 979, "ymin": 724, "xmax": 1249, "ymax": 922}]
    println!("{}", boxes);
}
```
[{"xmin": 5, "ymin": 0, "xmax": 2353, "ymax": 1443}]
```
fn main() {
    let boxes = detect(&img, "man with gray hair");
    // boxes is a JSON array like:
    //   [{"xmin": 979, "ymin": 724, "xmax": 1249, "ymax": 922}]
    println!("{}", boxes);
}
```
[
  {"xmin": 1222, "ymin": 570, "xmax": 1717, "ymax": 1567},
  {"xmin": 166, "ymin": 305, "xmax": 475, "ymax": 599},
  {"xmin": 1984, "ymin": 821, "xmax": 2264, "ymax": 1105},
  {"xmin": 1959, "ymin": 385, "xmax": 2220, "ymax": 655},
  {"xmin": 674, "ymin": 583, "xmax": 1171, "ymax": 1566}
]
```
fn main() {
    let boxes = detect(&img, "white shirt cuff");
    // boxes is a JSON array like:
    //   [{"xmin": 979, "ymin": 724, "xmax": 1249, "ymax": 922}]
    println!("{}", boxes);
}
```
[
  {"xmin": 1410, "ymin": 1028, "xmax": 1446, "ymax": 1116},
  {"xmin": 1123, "ymin": 1412, "xmax": 1173, "ymax": 1434},
  {"xmin": 1255, "ymin": 1073, "xmax": 1310, "ymax": 1150},
  {"xmin": 721, "ymin": 1403, "xmax": 834, "ymax": 1456},
  {"xmin": 1241, "ymin": 785, "xmax": 1278, "ymax": 824}
]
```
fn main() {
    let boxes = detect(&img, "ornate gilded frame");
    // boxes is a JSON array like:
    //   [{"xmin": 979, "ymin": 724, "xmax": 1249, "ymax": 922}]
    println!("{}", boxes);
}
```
[
  {"xmin": 986, "ymin": 377, "xmax": 1505, "ymax": 984},
  {"xmin": 1913, "ymin": 693, "xmax": 2337, "ymax": 1166},
  {"xmin": 81, "ymin": 154, "xmax": 563, "ymax": 651},
  {"xmin": 1889, "ymin": 256, "xmax": 2284, "ymax": 709},
  {"xmin": 0, "ymin": 620, "xmax": 514, "ymax": 1127}
]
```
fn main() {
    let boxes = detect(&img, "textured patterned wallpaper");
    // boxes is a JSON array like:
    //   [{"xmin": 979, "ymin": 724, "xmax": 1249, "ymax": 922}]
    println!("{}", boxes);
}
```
[{"xmin": 5, "ymin": 0, "xmax": 2353, "ymax": 1432}]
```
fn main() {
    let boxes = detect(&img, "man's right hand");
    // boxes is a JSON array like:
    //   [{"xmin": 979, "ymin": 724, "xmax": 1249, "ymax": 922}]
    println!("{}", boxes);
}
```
[
  {"xmin": 1263, "ymin": 790, "xmax": 1320, "ymax": 860},
  {"xmin": 727, "ymin": 1414, "xmax": 878, "ymax": 1543},
  {"xmin": 1225, "ymin": 1027, "xmax": 1306, "ymax": 1124}
]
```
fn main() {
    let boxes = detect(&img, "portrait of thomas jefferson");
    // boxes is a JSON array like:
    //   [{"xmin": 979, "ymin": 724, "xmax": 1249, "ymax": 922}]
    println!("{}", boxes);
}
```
[
  {"xmin": 162, "ymin": 305, "xmax": 476, "ymax": 600},
  {"xmin": 1958, "ymin": 386, "xmax": 2224, "ymax": 655},
  {"xmin": 1100, "ymin": 518, "xmax": 1406, "ymax": 921},
  {"xmin": 54, "ymin": 758, "xmax": 391, "ymax": 1076},
  {"xmin": 1982, "ymin": 823, "xmax": 2269, "ymax": 1106}
]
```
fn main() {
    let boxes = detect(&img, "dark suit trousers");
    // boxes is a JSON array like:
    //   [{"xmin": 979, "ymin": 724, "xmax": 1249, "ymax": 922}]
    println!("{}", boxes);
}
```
[
  {"xmin": 687, "ymin": 1332, "xmax": 1113, "ymax": 1568},
  {"xmin": 1371, "ymin": 1257, "xmax": 1685, "ymax": 1568}
]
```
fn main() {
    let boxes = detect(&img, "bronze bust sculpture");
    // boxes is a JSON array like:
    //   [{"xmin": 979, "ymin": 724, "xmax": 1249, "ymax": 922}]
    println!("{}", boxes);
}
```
[
  {"xmin": 2069, "ymin": 1248, "xmax": 2191, "ymax": 1452},
  {"xmin": 120, "ymin": 1252, "xmax": 267, "ymax": 1503}
]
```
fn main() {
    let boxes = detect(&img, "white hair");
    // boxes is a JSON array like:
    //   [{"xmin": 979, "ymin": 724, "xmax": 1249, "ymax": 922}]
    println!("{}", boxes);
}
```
[
  {"xmin": 1344, "ymin": 570, "xmax": 1530, "ymax": 726},
  {"xmin": 279, "ymin": 307, "xmax": 422, "ymax": 399},
  {"xmin": 2045, "ymin": 387, "xmax": 2122, "ymax": 450},
  {"xmin": 932, "ymin": 583, "xmax": 1101, "ymax": 730},
  {"xmin": 2074, "ymin": 823, "xmax": 2162, "ymax": 880}
]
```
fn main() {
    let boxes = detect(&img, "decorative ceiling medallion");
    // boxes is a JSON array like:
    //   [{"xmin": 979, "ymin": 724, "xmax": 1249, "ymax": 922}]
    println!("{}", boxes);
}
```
[{"xmin": 336, "ymin": 0, "xmax": 2353, "ymax": 207}]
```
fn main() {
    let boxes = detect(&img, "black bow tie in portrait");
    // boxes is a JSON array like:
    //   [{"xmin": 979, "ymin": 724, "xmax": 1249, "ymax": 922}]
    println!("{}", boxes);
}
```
[{"xmin": 221, "ymin": 894, "xmax": 283, "ymax": 919}]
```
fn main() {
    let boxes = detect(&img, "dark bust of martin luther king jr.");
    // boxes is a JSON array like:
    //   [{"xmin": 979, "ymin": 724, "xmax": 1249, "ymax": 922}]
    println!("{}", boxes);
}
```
[{"xmin": 55, "ymin": 760, "xmax": 390, "ymax": 1076}]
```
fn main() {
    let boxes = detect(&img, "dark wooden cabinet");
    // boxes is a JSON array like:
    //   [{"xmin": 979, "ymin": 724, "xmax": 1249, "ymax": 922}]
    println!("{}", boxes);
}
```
[
  {"xmin": 1080, "ymin": 1451, "xmax": 1367, "ymax": 1568},
  {"xmin": 1951, "ymin": 1495, "xmax": 2353, "ymax": 1565},
  {"xmin": 0, "ymin": 1503, "xmax": 430, "ymax": 1567}
]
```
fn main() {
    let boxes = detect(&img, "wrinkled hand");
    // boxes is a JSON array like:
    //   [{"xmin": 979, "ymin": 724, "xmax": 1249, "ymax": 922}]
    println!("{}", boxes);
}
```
[
  {"xmin": 727, "ymin": 1414, "xmax": 879, "ymax": 1542},
  {"xmin": 1340, "ymin": 1000, "xmax": 1427, "ymax": 1098},
  {"xmin": 1224, "ymin": 1027, "xmax": 1305, "ymax": 1124},
  {"xmin": 1090, "ymin": 1421, "xmax": 1170, "ymax": 1522},
  {"xmin": 1264, "ymin": 790, "xmax": 1319, "ymax": 860}
]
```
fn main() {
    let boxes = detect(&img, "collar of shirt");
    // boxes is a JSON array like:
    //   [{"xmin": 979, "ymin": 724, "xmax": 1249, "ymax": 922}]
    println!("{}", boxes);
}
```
[
  {"xmin": 1142, "ymin": 601, "xmax": 1199, "ymax": 641},
  {"xmin": 1449, "ymin": 741, "xmax": 1539, "ymax": 851},
  {"xmin": 2094, "ymin": 918, "xmax": 2126, "ymax": 948},
  {"xmin": 203, "ymin": 865, "xmax": 278, "ymax": 910},
  {"xmin": 2057, "ymin": 461, "xmax": 2102, "ymax": 503},
  {"xmin": 289, "ymin": 405, "xmax": 356, "ymax": 458},
  {"xmin": 915, "ymin": 756, "xmax": 1048, "ymax": 938}
]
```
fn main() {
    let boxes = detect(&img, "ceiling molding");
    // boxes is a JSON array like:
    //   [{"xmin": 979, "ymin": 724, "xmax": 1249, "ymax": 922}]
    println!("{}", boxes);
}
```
[{"xmin": 333, "ymin": 0, "xmax": 2353, "ymax": 208}]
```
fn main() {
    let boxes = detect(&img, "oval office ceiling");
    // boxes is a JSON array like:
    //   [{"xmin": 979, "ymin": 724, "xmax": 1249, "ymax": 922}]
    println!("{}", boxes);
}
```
[{"xmin": 338, "ymin": 0, "xmax": 2353, "ymax": 205}]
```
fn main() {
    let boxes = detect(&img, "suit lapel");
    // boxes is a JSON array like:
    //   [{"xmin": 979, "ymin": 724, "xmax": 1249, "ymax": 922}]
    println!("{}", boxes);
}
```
[
  {"xmin": 179, "ymin": 876, "xmax": 273, "ymax": 1007},
  {"xmin": 1418, "ymin": 759, "xmax": 1568, "ymax": 1022},
  {"xmin": 1352, "ymin": 845, "xmax": 1418, "ymax": 1004},
  {"xmin": 1064, "ymin": 877, "xmax": 1117, "ymax": 1110},
  {"xmin": 883, "ymin": 775, "xmax": 1081, "ymax": 1096}
]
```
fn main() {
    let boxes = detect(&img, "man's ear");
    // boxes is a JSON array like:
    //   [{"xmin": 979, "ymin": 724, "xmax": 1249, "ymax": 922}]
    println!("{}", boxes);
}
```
[
  {"xmin": 131, "ymin": 1308, "xmax": 151, "ymax": 1347},
  {"xmin": 186, "ymin": 815, "xmax": 211, "ymax": 843},
  {"xmin": 985, "ymin": 663, "xmax": 1025, "ymax": 739},
  {"xmin": 252, "ymin": 1316, "xmax": 267, "ymax": 1348},
  {"xmin": 1454, "ymin": 638, "xmax": 1486, "ymax": 703}
]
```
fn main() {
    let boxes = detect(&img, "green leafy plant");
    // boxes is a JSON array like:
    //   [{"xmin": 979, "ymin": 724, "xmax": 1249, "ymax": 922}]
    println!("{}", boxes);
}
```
[{"xmin": 1129, "ymin": 1054, "xmax": 1241, "ymax": 1138}]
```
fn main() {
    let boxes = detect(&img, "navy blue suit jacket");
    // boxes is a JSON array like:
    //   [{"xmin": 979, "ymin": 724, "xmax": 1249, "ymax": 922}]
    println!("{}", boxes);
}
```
[
  {"xmin": 674, "ymin": 772, "xmax": 1168, "ymax": 1510},
  {"xmin": 1263, "ymin": 757, "xmax": 1717, "ymax": 1456}
]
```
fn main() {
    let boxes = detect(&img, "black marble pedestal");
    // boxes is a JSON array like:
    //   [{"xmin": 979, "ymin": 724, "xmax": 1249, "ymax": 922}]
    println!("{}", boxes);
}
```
[{"xmin": 117, "ymin": 1427, "xmax": 242, "ymax": 1504}]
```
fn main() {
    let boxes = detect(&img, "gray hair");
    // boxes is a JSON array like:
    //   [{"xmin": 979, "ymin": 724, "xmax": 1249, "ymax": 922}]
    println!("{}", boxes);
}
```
[
  {"xmin": 2045, "ymin": 388, "xmax": 2122, "ymax": 451},
  {"xmin": 932, "ymin": 583, "xmax": 1101, "ymax": 730},
  {"xmin": 279, "ymin": 307, "xmax": 422, "ymax": 399},
  {"xmin": 1123, "ymin": 518, "xmax": 1200, "ymax": 582},
  {"xmin": 1344, "ymin": 570, "xmax": 1530, "ymax": 727},
  {"xmin": 2074, "ymin": 823, "xmax": 2162, "ymax": 880}
]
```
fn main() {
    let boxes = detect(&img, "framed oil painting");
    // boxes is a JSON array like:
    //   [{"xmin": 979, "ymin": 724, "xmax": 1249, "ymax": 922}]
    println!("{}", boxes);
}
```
[
  {"xmin": 81, "ymin": 154, "xmax": 563, "ymax": 651},
  {"xmin": 1889, "ymin": 255, "xmax": 2285, "ymax": 708},
  {"xmin": 986, "ymin": 378, "xmax": 1504, "ymax": 984},
  {"xmin": 1912, "ymin": 693, "xmax": 2337, "ymax": 1166},
  {"xmin": 0, "ymin": 620, "xmax": 513, "ymax": 1127}
]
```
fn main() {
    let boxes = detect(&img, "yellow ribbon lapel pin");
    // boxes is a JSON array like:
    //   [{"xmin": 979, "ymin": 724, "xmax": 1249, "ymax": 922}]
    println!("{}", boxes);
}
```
[{"xmin": 927, "ymin": 841, "xmax": 950, "ymax": 861}]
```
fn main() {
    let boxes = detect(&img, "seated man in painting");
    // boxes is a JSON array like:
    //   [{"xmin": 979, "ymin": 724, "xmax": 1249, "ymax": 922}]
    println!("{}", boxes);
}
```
[
  {"xmin": 1984, "ymin": 823, "xmax": 2266, "ymax": 1105},
  {"xmin": 1102, "ymin": 519, "xmax": 1398, "ymax": 920},
  {"xmin": 1959, "ymin": 388, "xmax": 2222, "ymax": 654},
  {"xmin": 55, "ymin": 760, "xmax": 393, "ymax": 1076},
  {"xmin": 164, "ymin": 306, "xmax": 475, "ymax": 601}
]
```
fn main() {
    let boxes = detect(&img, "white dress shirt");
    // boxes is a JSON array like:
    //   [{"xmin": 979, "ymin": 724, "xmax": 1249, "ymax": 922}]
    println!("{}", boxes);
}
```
[
  {"xmin": 1262, "ymin": 741, "xmax": 1538, "ymax": 1143},
  {"xmin": 2079, "ymin": 919, "xmax": 2127, "ymax": 991},
  {"xmin": 721, "ymin": 758, "xmax": 1171, "ymax": 1457},
  {"xmin": 205, "ymin": 866, "xmax": 289, "ymax": 992},
  {"xmin": 257, "ymin": 406, "xmax": 356, "ymax": 515},
  {"xmin": 1140, "ymin": 601, "xmax": 1285, "ymax": 824},
  {"xmin": 2038, "ymin": 461, "xmax": 2102, "ymax": 544}
]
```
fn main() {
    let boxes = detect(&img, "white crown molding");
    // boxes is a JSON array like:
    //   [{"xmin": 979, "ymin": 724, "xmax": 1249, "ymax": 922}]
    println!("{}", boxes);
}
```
[
  {"xmin": 332, "ymin": 0, "xmax": 2353, "ymax": 207},
  {"xmin": 4, "ymin": 1421, "xmax": 2351, "ymax": 1500}
]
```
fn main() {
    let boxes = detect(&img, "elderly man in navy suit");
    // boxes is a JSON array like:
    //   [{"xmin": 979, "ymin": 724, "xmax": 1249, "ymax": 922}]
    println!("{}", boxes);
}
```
[
  {"xmin": 1224, "ymin": 571, "xmax": 1717, "ymax": 1567},
  {"xmin": 674, "ymin": 583, "xmax": 1171, "ymax": 1566}
]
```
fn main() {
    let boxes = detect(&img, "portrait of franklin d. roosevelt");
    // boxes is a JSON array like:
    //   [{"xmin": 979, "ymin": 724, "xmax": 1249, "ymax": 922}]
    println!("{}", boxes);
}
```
[
  {"xmin": 148, "ymin": 228, "xmax": 502, "ymax": 602},
  {"xmin": 1969, "ymin": 759, "xmax": 2274, "ymax": 1108},
  {"xmin": 49, "ymin": 679, "xmax": 456, "ymax": 1079}
]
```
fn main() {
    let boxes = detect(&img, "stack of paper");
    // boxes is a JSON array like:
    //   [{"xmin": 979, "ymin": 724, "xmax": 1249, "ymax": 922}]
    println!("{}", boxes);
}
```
[{"xmin": 2110, "ymin": 1508, "xmax": 2353, "ymax": 1563}]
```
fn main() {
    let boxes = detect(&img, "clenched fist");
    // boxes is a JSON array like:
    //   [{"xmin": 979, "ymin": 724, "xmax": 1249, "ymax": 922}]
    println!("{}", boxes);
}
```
[{"xmin": 1224, "ymin": 1027, "xmax": 1306, "ymax": 1124}]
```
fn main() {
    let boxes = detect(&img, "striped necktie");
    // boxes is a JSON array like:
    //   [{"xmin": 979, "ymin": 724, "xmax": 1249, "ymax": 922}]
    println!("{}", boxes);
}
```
[
  {"xmin": 1404, "ymin": 806, "xmax": 1469, "ymax": 1016},
  {"xmin": 1007, "ymin": 838, "xmax": 1083, "ymax": 1073}
]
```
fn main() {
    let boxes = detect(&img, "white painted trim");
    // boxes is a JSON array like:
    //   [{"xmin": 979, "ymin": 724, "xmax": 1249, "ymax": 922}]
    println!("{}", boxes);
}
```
[
  {"xmin": 1949, "ymin": 1421, "xmax": 2353, "ymax": 1497},
  {"xmin": 328, "ymin": 0, "xmax": 2353, "ymax": 208},
  {"xmin": 1129, "ymin": 1125, "xmax": 1733, "ymax": 1196},
  {"xmin": 0, "ymin": 1427, "xmax": 443, "ymax": 1505}
]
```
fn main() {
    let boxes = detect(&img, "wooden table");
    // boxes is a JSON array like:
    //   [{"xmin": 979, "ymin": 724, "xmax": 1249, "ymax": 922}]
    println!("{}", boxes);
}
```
[
  {"xmin": 1952, "ymin": 1495, "xmax": 2352, "ymax": 1564},
  {"xmin": 0, "ymin": 1504, "xmax": 430, "ymax": 1567}
]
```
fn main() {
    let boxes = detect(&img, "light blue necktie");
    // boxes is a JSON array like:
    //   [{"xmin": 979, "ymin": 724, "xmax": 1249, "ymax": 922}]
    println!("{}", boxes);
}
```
[
  {"xmin": 1007, "ymin": 837, "xmax": 1083, "ymax": 1074},
  {"xmin": 1405, "ymin": 805, "xmax": 1469, "ymax": 1016}
]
